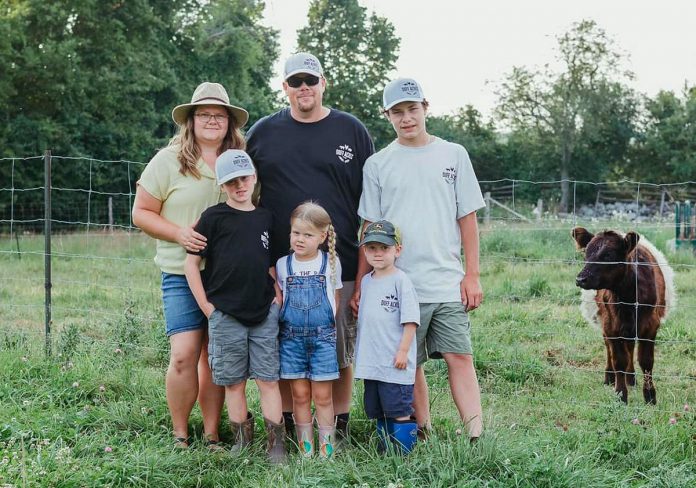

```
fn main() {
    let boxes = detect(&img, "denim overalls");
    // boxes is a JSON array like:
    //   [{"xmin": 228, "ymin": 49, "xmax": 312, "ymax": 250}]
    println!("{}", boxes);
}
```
[{"xmin": 278, "ymin": 251, "xmax": 339, "ymax": 381}]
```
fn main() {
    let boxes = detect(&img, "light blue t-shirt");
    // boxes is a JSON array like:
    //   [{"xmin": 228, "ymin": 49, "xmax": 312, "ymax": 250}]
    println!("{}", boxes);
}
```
[
  {"xmin": 358, "ymin": 137, "xmax": 485, "ymax": 303},
  {"xmin": 354, "ymin": 269, "xmax": 420, "ymax": 385}
]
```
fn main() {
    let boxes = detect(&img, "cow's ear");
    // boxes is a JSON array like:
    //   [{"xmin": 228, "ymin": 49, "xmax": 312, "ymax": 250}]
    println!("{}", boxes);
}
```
[
  {"xmin": 571, "ymin": 227, "xmax": 593, "ymax": 250},
  {"xmin": 624, "ymin": 232, "xmax": 640, "ymax": 254}
]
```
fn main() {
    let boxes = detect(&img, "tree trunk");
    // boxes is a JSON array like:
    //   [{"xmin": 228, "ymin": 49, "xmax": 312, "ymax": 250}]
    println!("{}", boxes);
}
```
[{"xmin": 560, "ymin": 147, "xmax": 571, "ymax": 214}]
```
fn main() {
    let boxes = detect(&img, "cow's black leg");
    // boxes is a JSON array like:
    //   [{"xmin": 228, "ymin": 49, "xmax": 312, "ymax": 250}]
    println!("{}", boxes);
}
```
[
  {"xmin": 611, "ymin": 339, "xmax": 629, "ymax": 403},
  {"xmin": 638, "ymin": 336, "xmax": 657, "ymax": 405},
  {"xmin": 603, "ymin": 337, "xmax": 615, "ymax": 385}
]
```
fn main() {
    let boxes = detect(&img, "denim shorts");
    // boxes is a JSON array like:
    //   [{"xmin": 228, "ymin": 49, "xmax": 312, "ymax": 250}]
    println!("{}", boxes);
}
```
[
  {"xmin": 279, "ymin": 324, "xmax": 339, "ymax": 381},
  {"xmin": 207, "ymin": 303, "xmax": 280, "ymax": 386},
  {"xmin": 161, "ymin": 272, "xmax": 207, "ymax": 337},
  {"xmin": 363, "ymin": 380, "xmax": 414, "ymax": 419}
]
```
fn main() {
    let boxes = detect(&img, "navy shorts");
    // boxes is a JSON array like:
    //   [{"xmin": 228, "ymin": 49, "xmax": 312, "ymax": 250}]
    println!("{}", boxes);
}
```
[
  {"xmin": 363, "ymin": 380, "xmax": 414, "ymax": 419},
  {"xmin": 161, "ymin": 272, "xmax": 206, "ymax": 337}
]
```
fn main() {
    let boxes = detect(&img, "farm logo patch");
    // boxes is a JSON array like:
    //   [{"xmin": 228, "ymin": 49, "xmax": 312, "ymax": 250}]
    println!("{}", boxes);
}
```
[
  {"xmin": 442, "ymin": 166, "xmax": 456, "ymax": 184},
  {"xmin": 304, "ymin": 57, "xmax": 320, "ymax": 72},
  {"xmin": 233, "ymin": 154, "xmax": 249, "ymax": 167},
  {"xmin": 381, "ymin": 294, "xmax": 400, "ymax": 313},
  {"xmin": 336, "ymin": 144, "xmax": 354, "ymax": 163},
  {"xmin": 401, "ymin": 81, "xmax": 419, "ymax": 96}
]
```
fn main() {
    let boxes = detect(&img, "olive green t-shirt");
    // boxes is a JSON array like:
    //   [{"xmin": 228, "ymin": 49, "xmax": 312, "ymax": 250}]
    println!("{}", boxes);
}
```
[{"xmin": 137, "ymin": 145, "xmax": 225, "ymax": 275}]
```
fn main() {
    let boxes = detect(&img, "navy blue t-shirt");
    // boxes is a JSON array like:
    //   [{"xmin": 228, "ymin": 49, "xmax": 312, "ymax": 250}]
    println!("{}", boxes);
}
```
[
  {"xmin": 246, "ymin": 108, "xmax": 374, "ymax": 281},
  {"xmin": 189, "ymin": 203, "xmax": 275, "ymax": 326}
]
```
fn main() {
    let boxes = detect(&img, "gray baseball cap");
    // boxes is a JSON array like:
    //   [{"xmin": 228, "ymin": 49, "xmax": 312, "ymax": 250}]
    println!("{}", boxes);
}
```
[
  {"xmin": 215, "ymin": 149, "xmax": 256, "ymax": 185},
  {"xmin": 284, "ymin": 52, "xmax": 324, "ymax": 79},
  {"xmin": 383, "ymin": 78, "xmax": 426, "ymax": 111}
]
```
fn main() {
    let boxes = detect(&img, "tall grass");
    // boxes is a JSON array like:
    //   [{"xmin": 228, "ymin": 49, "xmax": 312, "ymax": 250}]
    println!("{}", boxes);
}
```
[{"xmin": 1, "ymin": 223, "xmax": 694, "ymax": 487}]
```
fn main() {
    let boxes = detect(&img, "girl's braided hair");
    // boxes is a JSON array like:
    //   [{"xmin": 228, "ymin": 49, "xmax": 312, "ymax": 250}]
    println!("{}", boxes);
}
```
[{"xmin": 290, "ymin": 201, "xmax": 338, "ymax": 287}]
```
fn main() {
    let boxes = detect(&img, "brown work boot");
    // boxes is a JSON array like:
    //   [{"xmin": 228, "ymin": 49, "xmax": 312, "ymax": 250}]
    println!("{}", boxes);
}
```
[
  {"xmin": 334, "ymin": 413, "xmax": 349, "ymax": 450},
  {"xmin": 230, "ymin": 412, "xmax": 254, "ymax": 453},
  {"xmin": 264, "ymin": 417, "xmax": 288, "ymax": 464},
  {"xmin": 294, "ymin": 418, "xmax": 314, "ymax": 457}
]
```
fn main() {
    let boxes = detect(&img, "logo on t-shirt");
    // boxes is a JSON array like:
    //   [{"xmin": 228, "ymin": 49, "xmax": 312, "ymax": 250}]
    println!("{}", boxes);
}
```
[
  {"xmin": 442, "ymin": 166, "xmax": 456, "ymax": 184},
  {"xmin": 380, "ymin": 294, "xmax": 400, "ymax": 313},
  {"xmin": 335, "ymin": 144, "xmax": 354, "ymax": 164},
  {"xmin": 261, "ymin": 231, "xmax": 269, "ymax": 249}
]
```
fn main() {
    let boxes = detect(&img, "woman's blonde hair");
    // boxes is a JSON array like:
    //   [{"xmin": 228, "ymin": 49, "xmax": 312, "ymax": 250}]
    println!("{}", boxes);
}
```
[
  {"xmin": 290, "ymin": 201, "xmax": 338, "ymax": 287},
  {"xmin": 169, "ymin": 108, "xmax": 246, "ymax": 178}
]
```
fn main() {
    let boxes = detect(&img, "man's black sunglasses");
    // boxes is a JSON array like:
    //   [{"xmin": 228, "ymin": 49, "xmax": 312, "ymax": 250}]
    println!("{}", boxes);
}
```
[{"xmin": 286, "ymin": 75, "xmax": 320, "ymax": 88}]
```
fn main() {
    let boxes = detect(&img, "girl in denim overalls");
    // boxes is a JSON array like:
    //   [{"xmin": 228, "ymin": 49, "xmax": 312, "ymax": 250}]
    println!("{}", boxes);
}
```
[{"xmin": 275, "ymin": 202, "xmax": 342, "ymax": 459}]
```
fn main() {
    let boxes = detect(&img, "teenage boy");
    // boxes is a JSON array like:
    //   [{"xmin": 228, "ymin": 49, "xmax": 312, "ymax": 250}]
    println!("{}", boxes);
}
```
[
  {"xmin": 354, "ymin": 220, "xmax": 420, "ymax": 453},
  {"xmin": 184, "ymin": 149, "xmax": 286, "ymax": 463},
  {"xmin": 356, "ymin": 78, "xmax": 486, "ymax": 440}
]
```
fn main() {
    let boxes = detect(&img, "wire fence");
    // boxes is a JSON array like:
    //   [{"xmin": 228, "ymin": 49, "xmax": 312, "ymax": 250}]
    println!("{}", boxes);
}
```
[{"xmin": 1, "ymin": 153, "xmax": 695, "ymax": 408}]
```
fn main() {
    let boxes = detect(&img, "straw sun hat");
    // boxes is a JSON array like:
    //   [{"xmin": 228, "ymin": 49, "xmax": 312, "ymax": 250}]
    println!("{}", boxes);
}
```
[{"xmin": 171, "ymin": 82, "xmax": 249, "ymax": 128}]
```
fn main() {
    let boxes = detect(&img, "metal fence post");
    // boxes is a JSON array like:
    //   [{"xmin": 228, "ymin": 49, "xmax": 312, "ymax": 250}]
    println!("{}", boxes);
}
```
[
  {"xmin": 484, "ymin": 192, "xmax": 491, "ymax": 226},
  {"xmin": 44, "ymin": 150, "xmax": 52, "ymax": 356}
]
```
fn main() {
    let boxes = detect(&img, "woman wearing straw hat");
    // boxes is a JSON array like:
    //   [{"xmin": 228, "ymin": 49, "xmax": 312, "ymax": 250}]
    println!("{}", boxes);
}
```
[{"xmin": 133, "ymin": 82, "xmax": 249, "ymax": 449}]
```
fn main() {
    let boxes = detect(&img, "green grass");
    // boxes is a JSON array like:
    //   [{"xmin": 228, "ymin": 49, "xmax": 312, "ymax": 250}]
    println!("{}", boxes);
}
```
[{"xmin": 1, "ymin": 224, "xmax": 695, "ymax": 487}]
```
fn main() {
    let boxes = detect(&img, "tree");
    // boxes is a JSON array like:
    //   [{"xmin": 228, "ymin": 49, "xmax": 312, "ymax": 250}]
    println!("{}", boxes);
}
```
[
  {"xmin": 428, "ymin": 106, "xmax": 508, "ymax": 182},
  {"xmin": 496, "ymin": 20, "xmax": 637, "ymax": 211},
  {"xmin": 296, "ymin": 0, "xmax": 400, "ymax": 148},
  {"xmin": 0, "ymin": 0, "xmax": 279, "ymax": 228},
  {"xmin": 630, "ymin": 87, "xmax": 696, "ymax": 183}
]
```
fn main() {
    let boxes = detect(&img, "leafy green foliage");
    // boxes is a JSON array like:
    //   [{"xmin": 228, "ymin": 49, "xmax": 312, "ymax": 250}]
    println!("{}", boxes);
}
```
[
  {"xmin": 0, "ymin": 0, "xmax": 279, "ymax": 227},
  {"xmin": 496, "ymin": 20, "xmax": 638, "ymax": 211},
  {"xmin": 297, "ymin": 0, "xmax": 400, "ymax": 149},
  {"xmin": 631, "ymin": 87, "xmax": 696, "ymax": 183}
]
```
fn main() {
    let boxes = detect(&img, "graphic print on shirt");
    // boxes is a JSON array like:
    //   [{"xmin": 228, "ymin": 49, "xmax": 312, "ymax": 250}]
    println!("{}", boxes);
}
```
[
  {"xmin": 381, "ymin": 293, "xmax": 400, "ymax": 313},
  {"xmin": 261, "ymin": 230, "xmax": 269, "ymax": 249},
  {"xmin": 335, "ymin": 144, "xmax": 355, "ymax": 164},
  {"xmin": 442, "ymin": 165, "xmax": 456, "ymax": 185}
]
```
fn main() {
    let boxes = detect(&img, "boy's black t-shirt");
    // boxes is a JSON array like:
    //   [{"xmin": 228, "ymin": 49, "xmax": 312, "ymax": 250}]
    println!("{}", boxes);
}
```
[
  {"xmin": 190, "ymin": 203, "xmax": 275, "ymax": 326},
  {"xmin": 246, "ymin": 108, "xmax": 375, "ymax": 281}
]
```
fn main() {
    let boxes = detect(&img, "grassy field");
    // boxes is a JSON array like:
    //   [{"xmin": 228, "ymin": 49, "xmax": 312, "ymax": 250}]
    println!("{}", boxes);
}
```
[{"xmin": 1, "ymin": 220, "xmax": 695, "ymax": 487}]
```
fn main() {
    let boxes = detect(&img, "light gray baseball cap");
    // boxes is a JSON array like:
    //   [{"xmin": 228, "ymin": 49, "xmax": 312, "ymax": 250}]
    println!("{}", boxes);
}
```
[
  {"xmin": 215, "ymin": 149, "xmax": 256, "ymax": 185},
  {"xmin": 383, "ymin": 78, "xmax": 426, "ymax": 110},
  {"xmin": 284, "ymin": 52, "xmax": 324, "ymax": 79}
]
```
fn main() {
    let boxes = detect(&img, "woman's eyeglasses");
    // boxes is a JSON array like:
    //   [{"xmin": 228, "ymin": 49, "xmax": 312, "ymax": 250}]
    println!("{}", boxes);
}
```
[
  {"xmin": 194, "ymin": 113, "xmax": 229, "ymax": 123},
  {"xmin": 286, "ymin": 75, "xmax": 320, "ymax": 88}
]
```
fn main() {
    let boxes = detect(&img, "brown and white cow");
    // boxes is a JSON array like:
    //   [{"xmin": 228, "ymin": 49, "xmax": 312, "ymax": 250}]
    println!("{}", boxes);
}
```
[{"xmin": 571, "ymin": 227, "xmax": 675, "ymax": 404}]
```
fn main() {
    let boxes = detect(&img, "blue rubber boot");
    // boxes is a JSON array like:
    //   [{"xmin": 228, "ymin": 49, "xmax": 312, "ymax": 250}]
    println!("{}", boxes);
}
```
[
  {"xmin": 376, "ymin": 418, "xmax": 392, "ymax": 453},
  {"xmin": 389, "ymin": 419, "xmax": 418, "ymax": 454}
]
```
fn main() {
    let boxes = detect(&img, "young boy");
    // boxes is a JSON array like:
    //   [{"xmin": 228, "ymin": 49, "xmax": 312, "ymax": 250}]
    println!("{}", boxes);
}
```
[
  {"xmin": 354, "ymin": 220, "xmax": 420, "ymax": 453},
  {"xmin": 357, "ymin": 78, "xmax": 486, "ymax": 440},
  {"xmin": 184, "ymin": 149, "xmax": 286, "ymax": 463}
]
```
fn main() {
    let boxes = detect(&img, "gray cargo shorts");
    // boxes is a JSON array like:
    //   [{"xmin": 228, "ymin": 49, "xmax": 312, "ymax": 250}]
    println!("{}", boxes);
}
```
[{"xmin": 207, "ymin": 303, "xmax": 280, "ymax": 386}]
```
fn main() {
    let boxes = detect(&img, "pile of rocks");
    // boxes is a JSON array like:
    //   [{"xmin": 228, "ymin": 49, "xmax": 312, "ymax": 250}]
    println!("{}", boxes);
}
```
[{"xmin": 574, "ymin": 201, "xmax": 670, "ymax": 222}]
